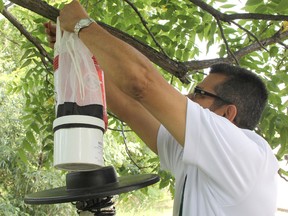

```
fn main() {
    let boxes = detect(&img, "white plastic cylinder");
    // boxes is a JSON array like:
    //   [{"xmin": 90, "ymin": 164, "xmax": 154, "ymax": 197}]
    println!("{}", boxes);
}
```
[{"xmin": 53, "ymin": 115, "xmax": 105, "ymax": 171}]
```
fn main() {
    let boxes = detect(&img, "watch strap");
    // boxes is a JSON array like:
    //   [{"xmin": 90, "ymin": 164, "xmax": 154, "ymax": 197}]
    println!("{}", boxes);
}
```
[{"xmin": 74, "ymin": 18, "xmax": 95, "ymax": 36}]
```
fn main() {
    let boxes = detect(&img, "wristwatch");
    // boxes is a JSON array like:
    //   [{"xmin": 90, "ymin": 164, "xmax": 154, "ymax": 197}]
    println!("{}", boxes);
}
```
[{"xmin": 74, "ymin": 18, "xmax": 95, "ymax": 36}]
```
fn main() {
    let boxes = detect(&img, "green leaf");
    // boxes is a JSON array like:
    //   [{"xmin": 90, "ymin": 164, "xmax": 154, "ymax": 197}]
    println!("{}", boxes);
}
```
[
  {"xmin": 147, "ymin": 157, "xmax": 159, "ymax": 163},
  {"xmin": 223, "ymin": 28, "xmax": 236, "ymax": 34},
  {"xmin": 26, "ymin": 131, "xmax": 36, "ymax": 144},
  {"xmin": 269, "ymin": 46, "xmax": 278, "ymax": 57},
  {"xmin": 0, "ymin": 0, "xmax": 4, "ymax": 12},
  {"xmin": 30, "ymin": 122, "xmax": 40, "ymax": 134},
  {"xmin": 159, "ymin": 178, "xmax": 170, "ymax": 189},
  {"xmin": 18, "ymin": 149, "xmax": 28, "ymax": 164},
  {"xmin": 20, "ymin": 59, "xmax": 32, "ymax": 69},
  {"xmin": 43, "ymin": 143, "xmax": 53, "ymax": 152},
  {"xmin": 254, "ymin": 5, "xmax": 268, "ymax": 13},
  {"xmin": 161, "ymin": 25, "xmax": 170, "ymax": 32},
  {"xmin": 279, "ymin": 128, "xmax": 288, "ymax": 149},
  {"xmin": 245, "ymin": 0, "xmax": 263, "ymax": 6},
  {"xmin": 275, "ymin": 0, "xmax": 288, "ymax": 12},
  {"xmin": 221, "ymin": 4, "xmax": 236, "ymax": 9},
  {"xmin": 20, "ymin": 48, "xmax": 33, "ymax": 62},
  {"xmin": 22, "ymin": 139, "xmax": 34, "ymax": 153}
]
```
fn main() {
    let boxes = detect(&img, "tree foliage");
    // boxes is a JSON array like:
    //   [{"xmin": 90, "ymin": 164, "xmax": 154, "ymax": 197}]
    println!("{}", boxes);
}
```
[{"xmin": 0, "ymin": 0, "xmax": 287, "ymax": 214}]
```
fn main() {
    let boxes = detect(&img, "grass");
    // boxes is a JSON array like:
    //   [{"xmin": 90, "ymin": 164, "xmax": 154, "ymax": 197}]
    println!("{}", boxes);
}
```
[
  {"xmin": 104, "ymin": 182, "xmax": 175, "ymax": 216},
  {"xmin": 115, "ymin": 193, "xmax": 173, "ymax": 216}
]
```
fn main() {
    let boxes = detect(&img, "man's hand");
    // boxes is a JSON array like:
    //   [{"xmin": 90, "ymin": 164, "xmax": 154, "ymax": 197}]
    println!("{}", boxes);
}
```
[
  {"xmin": 59, "ymin": 0, "xmax": 89, "ymax": 33},
  {"xmin": 44, "ymin": 21, "xmax": 56, "ymax": 48},
  {"xmin": 44, "ymin": 0, "xmax": 89, "ymax": 48}
]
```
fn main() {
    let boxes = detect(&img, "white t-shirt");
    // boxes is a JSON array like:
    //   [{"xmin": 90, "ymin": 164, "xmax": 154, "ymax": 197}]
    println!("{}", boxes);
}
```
[{"xmin": 157, "ymin": 99, "xmax": 279, "ymax": 216}]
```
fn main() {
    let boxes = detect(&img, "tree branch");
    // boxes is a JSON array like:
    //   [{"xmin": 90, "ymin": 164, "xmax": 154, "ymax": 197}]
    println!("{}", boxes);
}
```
[
  {"xmin": 123, "ymin": 0, "xmax": 168, "ymax": 56},
  {"xmin": 8, "ymin": 0, "xmax": 288, "ymax": 84},
  {"xmin": 226, "ymin": 13, "xmax": 288, "ymax": 22},
  {"xmin": 215, "ymin": 18, "xmax": 239, "ymax": 64},
  {"xmin": 183, "ymin": 30, "xmax": 288, "ymax": 70},
  {"xmin": 233, "ymin": 30, "xmax": 288, "ymax": 58},
  {"xmin": 9, "ymin": 0, "xmax": 190, "ymax": 83},
  {"xmin": 189, "ymin": 0, "xmax": 288, "ymax": 22},
  {"xmin": 99, "ymin": 21, "xmax": 190, "ymax": 83},
  {"xmin": 1, "ymin": 7, "xmax": 53, "ymax": 69},
  {"xmin": 0, "ymin": 29, "xmax": 20, "ymax": 45},
  {"xmin": 276, "ymin": 39, "xmax": 288, "ymax": 49},
  {"xmin": 8, "ymin": 0, "xmax": 59, "ymax": 22},
  {"xmin": 230, "ymin": 20, "xmax": 269, "ymax": 52},
  {"xmin": 120, "ymin": 121, "xmax": 144, "ymax": 170}
]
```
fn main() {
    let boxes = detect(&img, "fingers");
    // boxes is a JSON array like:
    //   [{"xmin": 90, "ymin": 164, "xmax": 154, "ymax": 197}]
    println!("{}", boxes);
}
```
[
  {"xmin": 44, "ymin": 21, "xmax": 56, "ymax": 48},
  {"xmin": 59, "ymin": 0, "xmax": 89, "ymax": 32},
  {"xmin": 44, "ymin": 0, "xmax": 89, "ymax": 48},
  {"xmin": 44, "ymin": 21, "xmax": 56, "ymax": 35}
]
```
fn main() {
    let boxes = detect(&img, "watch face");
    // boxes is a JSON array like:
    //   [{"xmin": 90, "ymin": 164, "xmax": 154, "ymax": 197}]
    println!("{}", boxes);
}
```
[
  {"xmin": 75, "ymin": 18, "xmax": 94, "ymax": 35},
  {"xmin": 80, "ymin": 19, "xmax": 90, "ymax": 26}
]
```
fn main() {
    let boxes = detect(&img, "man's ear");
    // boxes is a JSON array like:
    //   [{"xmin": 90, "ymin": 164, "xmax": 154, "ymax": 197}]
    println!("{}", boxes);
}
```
[{"xmin": 223, "ymin": 105, "xmax": 237, "ymax": 123}]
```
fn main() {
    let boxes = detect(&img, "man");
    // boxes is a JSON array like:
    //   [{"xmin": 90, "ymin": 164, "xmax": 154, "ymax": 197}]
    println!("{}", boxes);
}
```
[{"xmin": 45, "ymin": 1, "xmax": 279, "ymax": 215}]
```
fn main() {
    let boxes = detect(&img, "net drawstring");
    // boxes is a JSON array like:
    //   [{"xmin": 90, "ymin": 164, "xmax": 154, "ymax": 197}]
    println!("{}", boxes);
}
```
[{"xmin": 66, "ymin": 36, "xmax": 85, "ymax": 100}]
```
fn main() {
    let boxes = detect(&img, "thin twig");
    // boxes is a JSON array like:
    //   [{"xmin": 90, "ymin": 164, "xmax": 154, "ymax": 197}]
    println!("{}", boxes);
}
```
[
  {"xmin": 231, "ymin": 20, "xmax": 268, "ymax": 52},
  {"xmin": 278, "ymin": 169, "xmax": 288, "ymax": 182},
  {"xmin": 1, "ymin": 8, "xmax": 53, "ymax": 71},
  {"xmin": 108, "ymin": 127, "xmax": 132, "ymax": 132},
  {"xmin": 119, "ymin": 121, "xmax": 155, "ymax": 170},
  {"xmin": 276, "ymin": 39, "xmax": 288, "ymax": 49},
  {"xmin": 276, "ymin": 56, "xmax": 287, "ymax": 70},
  {"xmin": 170, "ymin": 75, "xmax": 174, "ymax": 85},
  {"xmin": 123, "ymin": 0, "xmax": 168, "ymax": 56},
  {"xmin": 188, "ymin": 0, "xmax": 288, "ymax": 22},
  {"xmin": 0, "ymin": 29, "xmax": 20, "ymax": 45},
  {"xmin": 120, "ymin": 121, "xmax": 143, "ymax": 170},
  {"xmin": 216, "ymin": 18, "xmax": 239, "ymax": 65},
  {"xmin": 107, "ymin": 112, "xmax": 132, "ymax": 131}
]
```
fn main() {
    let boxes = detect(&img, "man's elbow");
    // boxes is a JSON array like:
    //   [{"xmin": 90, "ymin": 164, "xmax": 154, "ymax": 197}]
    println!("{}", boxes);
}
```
[{"xmin": 125, "ymin": 66, "xmax": 152, "ymax": 101}]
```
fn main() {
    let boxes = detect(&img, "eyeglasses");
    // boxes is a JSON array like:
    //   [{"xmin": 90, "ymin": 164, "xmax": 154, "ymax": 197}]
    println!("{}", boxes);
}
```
[{"xmin": 192, "ymin": 86, "xmax": 232, "ymax": 104}]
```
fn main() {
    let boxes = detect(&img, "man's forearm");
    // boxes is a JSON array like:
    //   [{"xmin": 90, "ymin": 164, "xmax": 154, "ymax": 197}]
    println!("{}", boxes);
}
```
[
  {"xmin": 79, "ymin": 22, "xmax": 158, "ymax": 101},
  {"xmin": 59, "ymin": 0, "xmax": 187, "ymax": 146},
  {"xmin": 105, "ymin": 75, "xmax": 160, "ymax": 154}
]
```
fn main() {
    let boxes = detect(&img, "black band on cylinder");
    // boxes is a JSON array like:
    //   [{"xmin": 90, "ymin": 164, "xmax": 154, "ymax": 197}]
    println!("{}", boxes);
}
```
[{"xmin": 53, "ymin": 123, "xmax": 104, "ymax": 133}]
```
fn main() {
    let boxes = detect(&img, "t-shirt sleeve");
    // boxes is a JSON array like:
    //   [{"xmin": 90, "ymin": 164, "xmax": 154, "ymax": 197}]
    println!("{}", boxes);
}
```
[
  {"xmin": 183, "ymin": 99, "xmax": 265, "ymax": 201},
  {"xmin": 157, "ymin": 124, "xmax": 184, "ymax": 175}
]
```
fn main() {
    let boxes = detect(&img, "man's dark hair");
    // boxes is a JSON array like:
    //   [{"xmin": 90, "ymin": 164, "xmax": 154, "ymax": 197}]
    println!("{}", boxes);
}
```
[{"xmin": 210, "ymin": 63, "xmax": 268, "ymax": 130}]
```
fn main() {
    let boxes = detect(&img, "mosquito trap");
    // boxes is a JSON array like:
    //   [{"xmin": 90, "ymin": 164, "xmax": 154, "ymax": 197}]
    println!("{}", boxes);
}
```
[{"xmin": 24, "ymin": 20, "xmax": 159, "ymax": 215}]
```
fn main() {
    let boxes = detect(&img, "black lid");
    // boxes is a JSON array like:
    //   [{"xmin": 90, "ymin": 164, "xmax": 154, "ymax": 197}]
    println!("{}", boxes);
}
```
[{"xmin": 24, "ymin": 166, "xmax": 160, "ymax": 204}]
